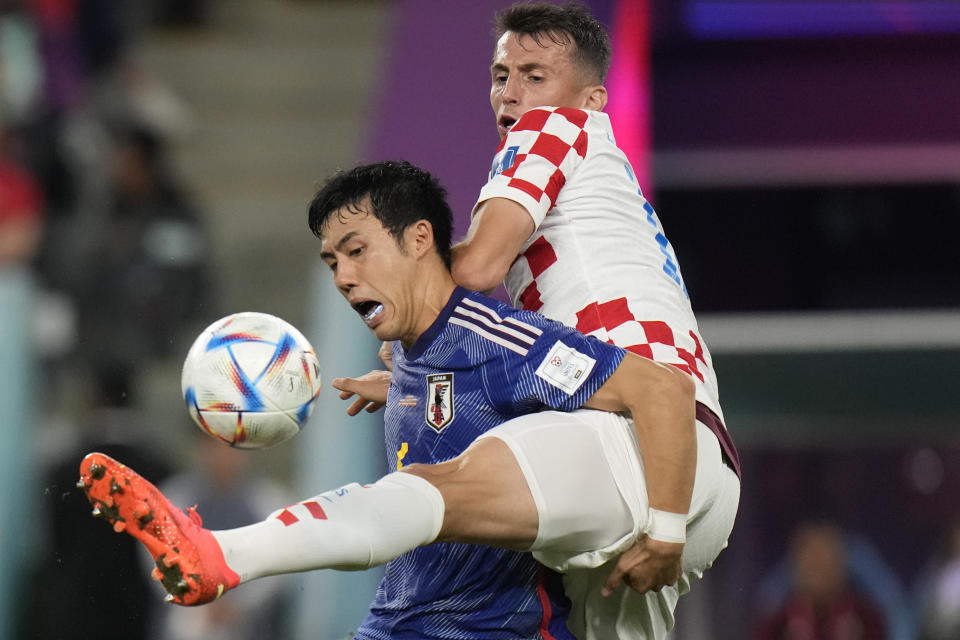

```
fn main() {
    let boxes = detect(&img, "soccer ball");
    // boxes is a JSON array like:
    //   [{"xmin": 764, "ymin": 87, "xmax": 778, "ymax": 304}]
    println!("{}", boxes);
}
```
[{"xmin": 181, "ymin": 311, "xmax": 322, "ymax": 448}]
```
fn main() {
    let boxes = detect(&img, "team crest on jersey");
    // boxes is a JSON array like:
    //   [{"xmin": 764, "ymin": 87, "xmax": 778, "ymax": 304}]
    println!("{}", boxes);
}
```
[{"xmin": 425, "ymin": 373, "xmax": 454, "ymax": 432}]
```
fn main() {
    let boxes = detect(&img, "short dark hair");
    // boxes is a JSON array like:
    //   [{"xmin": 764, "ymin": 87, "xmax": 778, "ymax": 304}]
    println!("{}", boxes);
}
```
[
  {"xmin": 494, "ymin": 2, "xmax": 611, "ymax": 84},
  {"xmin": 307, "ymin": 160, "xmax": 453, "ymax": 269}
]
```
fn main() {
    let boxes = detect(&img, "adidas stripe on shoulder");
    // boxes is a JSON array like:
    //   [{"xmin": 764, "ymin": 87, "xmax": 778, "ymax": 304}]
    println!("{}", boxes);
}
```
[{"xmin": 449, "ymin": 298, "xmax": 542, "ymax": 356}]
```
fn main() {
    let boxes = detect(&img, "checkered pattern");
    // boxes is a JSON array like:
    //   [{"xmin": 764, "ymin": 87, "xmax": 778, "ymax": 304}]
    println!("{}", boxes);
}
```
[
  {"xmin": 476, "ymin": 107, "xmax": 726, "ymax": 423},
  {"xmin": 515, "ymin": 234, "xmax": 559, "ymax": 312},
  {"xmin": 518, "ymin": 280, "xmax": 543, "ymax": 312},
  {"xmin": 574, "ymin": 298, "xmax": 707, "ymax": 382},
  {"xmin": 498, "ymin": 107, "xmax": 589, "ymax": 213}
]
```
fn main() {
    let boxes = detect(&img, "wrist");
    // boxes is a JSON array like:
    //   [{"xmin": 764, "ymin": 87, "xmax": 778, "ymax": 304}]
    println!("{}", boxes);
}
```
[{"xmin": 647, "ymin": 508, "xmax": 687, "ymax": 544}]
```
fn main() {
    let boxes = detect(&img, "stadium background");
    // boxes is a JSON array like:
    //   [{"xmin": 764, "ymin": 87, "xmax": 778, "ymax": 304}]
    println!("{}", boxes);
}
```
[{"xmin": 2, "ymin": 0, "xmax": 960, "ymax": 638}]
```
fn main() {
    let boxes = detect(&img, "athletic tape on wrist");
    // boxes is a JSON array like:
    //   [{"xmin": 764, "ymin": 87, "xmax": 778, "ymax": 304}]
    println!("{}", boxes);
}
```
[{"xmin": 647, "ymin": 508, "xmax": 687, "ymax": 544}]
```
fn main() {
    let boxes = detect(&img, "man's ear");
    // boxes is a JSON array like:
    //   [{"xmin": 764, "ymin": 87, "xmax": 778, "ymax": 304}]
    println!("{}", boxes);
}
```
[
  {"xmin": 407, "ymin": 220, "xmax": 435, "ymax": 258},
  {"xmin": 584, "ymin": 85, "xmax": 608, "ymax": 111}
]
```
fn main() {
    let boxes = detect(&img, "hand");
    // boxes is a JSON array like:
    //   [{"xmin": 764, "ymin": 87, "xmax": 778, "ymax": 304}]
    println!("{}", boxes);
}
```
[
  {"xmin": 602, "ymin": 536, "xmax": 684, "ymax": 597},
  {"xmin": 331, "ymin": 370, "xmax": 391, "ymax": 416}
]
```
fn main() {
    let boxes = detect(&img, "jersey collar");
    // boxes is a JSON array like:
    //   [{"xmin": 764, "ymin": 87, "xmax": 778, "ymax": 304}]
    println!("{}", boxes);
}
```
[{"xmin": 403, "ymin": 286, "xmax": 470, "ymax": 361}]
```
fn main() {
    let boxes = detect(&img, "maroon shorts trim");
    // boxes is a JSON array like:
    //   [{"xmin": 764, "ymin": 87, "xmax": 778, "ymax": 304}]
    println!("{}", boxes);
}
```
[{"xmin": 696, "ymin": 402, "xmax": 741, "ymax": 480}]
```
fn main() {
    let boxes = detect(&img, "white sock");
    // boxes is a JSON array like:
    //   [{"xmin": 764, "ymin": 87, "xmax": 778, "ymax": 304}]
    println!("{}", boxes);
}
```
[{"xmin": 212, "ymin": 472, "xmax": 445, "ymax": 583}]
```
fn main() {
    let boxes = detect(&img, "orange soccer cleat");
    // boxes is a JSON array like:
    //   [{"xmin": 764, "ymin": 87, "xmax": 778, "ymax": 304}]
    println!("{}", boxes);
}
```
[{"xmin": 78, "ymin": 452, "xmax": 240, "ymax": 606}]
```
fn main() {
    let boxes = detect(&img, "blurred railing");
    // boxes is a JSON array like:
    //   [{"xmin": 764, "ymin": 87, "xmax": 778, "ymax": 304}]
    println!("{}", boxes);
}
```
[{"xmin": 0, "ymin": 267, "xmax": 35, "ymax": 639}]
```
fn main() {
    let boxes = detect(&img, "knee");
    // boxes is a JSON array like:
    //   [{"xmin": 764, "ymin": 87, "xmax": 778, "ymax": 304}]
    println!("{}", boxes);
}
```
[
  {"xmin": 400, "ymin": 440, "xmax": 539, "ymax": 548},
  {"xmin": 400, "ymin": 460, "xmax": 458, "ymax": 490},
  {"xmin": 401, "ymin": 437, "xmax": 516, "ymax": 494}
]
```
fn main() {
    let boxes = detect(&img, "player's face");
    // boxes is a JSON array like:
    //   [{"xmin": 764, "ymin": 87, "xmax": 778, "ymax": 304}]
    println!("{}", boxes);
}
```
[
  {"xmin": 490, "ymin": 31, "xmax": 605, "ymax": 140},
  {"xmin": 319, "ymin": 204, "xmax": 423, "ymax": 346}
]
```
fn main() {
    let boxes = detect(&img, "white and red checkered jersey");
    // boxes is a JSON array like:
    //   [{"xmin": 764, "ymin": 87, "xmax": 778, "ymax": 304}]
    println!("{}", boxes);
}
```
[{"xmin": 474, "ymin": 106, "xmax": 725, "ymax": 425}]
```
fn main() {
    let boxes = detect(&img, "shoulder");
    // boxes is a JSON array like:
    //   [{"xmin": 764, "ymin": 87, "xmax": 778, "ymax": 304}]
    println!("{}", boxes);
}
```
[
  {"xmin": 457, "ymin": 293, "xmax": 618, "ymax": 361},
  {"xmin": 448, "ymin": 292, "xmax": 544, "ymax": 356}
]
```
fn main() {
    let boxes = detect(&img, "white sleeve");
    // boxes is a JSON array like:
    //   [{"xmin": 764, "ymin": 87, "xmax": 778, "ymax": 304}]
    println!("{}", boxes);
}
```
[{"xmin": 474, "ymin": 107, "xmax": 589, "ymax": 229}]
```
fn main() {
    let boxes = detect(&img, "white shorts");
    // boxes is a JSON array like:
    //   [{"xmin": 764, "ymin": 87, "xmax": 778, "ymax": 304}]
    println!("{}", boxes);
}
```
[{"xmin": 478, "ymin": 408, "xmax": 740, "ymax": 639}]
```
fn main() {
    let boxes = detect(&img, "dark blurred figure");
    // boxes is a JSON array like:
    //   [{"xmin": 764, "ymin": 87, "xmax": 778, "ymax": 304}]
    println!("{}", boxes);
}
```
[
  {"xmin": 753, "ymin": 521, "xmax": 888, "ymax": 640},
  {"xmin": 25, "ymin": 432, "xmax": 171, "ymax": 640},
  {"xmin": 148, "ymin": 437, "xmax": 294, "ymax": 640},
  {"xmin": 153, "ymin": 0, "xmax": 210, "ymax": 28},
  {"xmin": 915, "ymin": 521, "xmax": 960, "ymax": 640},
  {"xmin": 75, "ymin": 123, "xmax": 210, "ymax": 406}
]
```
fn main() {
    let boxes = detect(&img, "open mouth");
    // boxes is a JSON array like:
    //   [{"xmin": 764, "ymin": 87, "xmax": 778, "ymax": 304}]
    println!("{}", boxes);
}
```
[
  {"xmin": 352, "ymin": 300, "xmax": 384, "ymax": 323},
  {"xmin": 498, "ymin": 116, "xmax": 517, "ymax": 131}
]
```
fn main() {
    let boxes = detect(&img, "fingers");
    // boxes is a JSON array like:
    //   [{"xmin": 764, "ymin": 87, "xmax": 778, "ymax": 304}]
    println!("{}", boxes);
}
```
[
  {"xmin": 332, "ymin": 371, "xmax": 390, "ymax": 416},
  {"xmin": 345, "ymin": 396, "xmax": 367, "ymax": 416},
  {"xmin": 602, "ymin": 541, "xmax": 643, "ymax": 596},
  {"xmin": 604, "ymin": 562, "xmax": 658, "ymax": 597},
  {"xmin": 331, "ymin": 376, "xmax": 375, "ymax": 399},
  {"xmin": 602, "ymin": 560, "xmax": 628, "ymax": 597},
  {"xmin": 349, "ymin": 400, "xmax": 384, "ymax": 416},
  {"xmin": 601, "ymin": 537, "xmax": 683, "ymax": 597},
  {"xmin": 331, "ymin": 377, "xmax": 352, "ymax": 393},
  {"xmin": 333, "ymin": 376, "xmax": 387, "ymax": 416}
]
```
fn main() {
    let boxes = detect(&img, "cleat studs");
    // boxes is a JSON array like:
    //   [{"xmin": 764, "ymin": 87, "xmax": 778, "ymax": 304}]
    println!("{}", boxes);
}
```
[
  {"xmin": 164, "ymin": 594, "xmax": 175, "ymax": 603},
  {"xmin": 113, "ymin": 521, "xmax": 126, "ymax": 533},
  {"xmin": 152, "ymin": 568, "xmax": 163, "ymax": 581},
  {"xmin": 133, "ymin": 503, "xmax": 155, "ymax": 528},
  {"xmin": 88, "ymin": 463, "xmax": 106, "ymax": 480},
  {"xmin": 76, "ymin": 478, "xmax": 87, "ymax": 489},
  {"xmin": 177, "ymin": 579, "xmax": 188, "ymax": 590},
  {"xmin": 91, "ymin": 506, "xmax": 101, "ymax": 517}
]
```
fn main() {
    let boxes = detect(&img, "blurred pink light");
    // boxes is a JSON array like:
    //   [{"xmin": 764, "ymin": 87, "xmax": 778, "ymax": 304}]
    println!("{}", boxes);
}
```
[{"xmin": 606, "ymin": 0, "xmax": 652, "ymax": 195}]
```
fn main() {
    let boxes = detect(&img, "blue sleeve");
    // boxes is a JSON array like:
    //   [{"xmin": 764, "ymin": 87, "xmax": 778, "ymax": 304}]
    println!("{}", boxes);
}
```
[{"xmin": 486, "ymin": 312, "xmax": 626, "ymax": 413}]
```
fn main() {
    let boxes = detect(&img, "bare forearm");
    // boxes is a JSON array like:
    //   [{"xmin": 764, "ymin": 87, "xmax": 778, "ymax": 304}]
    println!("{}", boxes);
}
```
[
  {"xmin": 451, "ymin": 242, "xmax": 503, "ymax": 294},
  {"xmin": 585, "ymin": 355, "xmax": 697, "ymax": 515},
  {"xmin": 451, "ymin": 198, "xmax": 534, "ymax": 293},
  {"xmin": 626, "ymin": 378, "xmax": 696, "ymax": 515},
  {"xmin": 587, "ymin": 355, "xmax": 695, "ymax": 595}
]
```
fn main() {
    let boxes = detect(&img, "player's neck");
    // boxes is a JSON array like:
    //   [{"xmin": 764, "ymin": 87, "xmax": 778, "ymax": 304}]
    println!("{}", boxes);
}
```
[{"xmin": 402, "ymin": 268, "xmax": 457, "ymax": 349}]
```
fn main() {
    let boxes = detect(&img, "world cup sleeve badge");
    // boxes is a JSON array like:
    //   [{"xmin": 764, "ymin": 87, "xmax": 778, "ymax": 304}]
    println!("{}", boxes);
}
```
[{"xmin": 425, "ymin": 373, "xmax": 454, "ymax": 432}]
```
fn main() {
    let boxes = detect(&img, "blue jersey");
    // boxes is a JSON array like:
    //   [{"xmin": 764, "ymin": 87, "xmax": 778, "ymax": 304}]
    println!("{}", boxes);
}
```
[{"xmin": 355, "ymin": 287, "xmax": 626, "ymax": 640}]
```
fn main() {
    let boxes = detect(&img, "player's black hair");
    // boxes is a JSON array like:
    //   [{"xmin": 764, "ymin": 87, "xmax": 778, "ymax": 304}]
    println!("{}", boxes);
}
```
[
  {"xmin": 308, "ymin": 160, "xmax": 453, "ymax": 269},
  {"xmin": 494, "ymin": 1, "xmax": 611, "ymax": 84}
]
